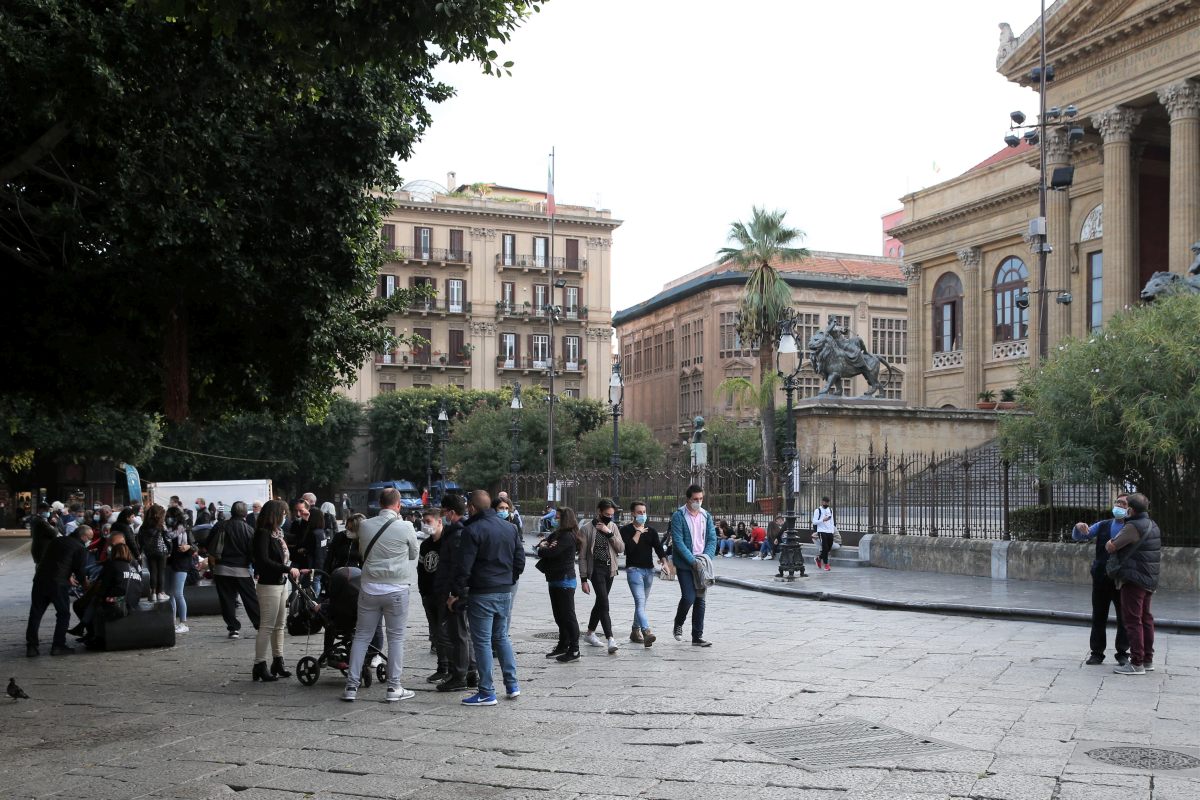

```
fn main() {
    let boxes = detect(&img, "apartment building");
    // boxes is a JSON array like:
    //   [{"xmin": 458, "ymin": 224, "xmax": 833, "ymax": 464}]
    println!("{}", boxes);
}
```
[{"xmin": 342, "ymin": 183, "xmax": 621, "ymax": 402}]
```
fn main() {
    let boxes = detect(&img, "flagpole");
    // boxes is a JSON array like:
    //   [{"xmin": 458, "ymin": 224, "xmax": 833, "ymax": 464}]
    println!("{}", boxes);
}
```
[{"xmin": 546, "ymin": 147, "xmax": 556, "ymax": 504}]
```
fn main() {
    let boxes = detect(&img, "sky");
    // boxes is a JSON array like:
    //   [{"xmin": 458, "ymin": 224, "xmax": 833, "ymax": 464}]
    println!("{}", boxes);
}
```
[{"xmin": 397, "ymin": 0, "xmax": 1049, "ymax": 313}]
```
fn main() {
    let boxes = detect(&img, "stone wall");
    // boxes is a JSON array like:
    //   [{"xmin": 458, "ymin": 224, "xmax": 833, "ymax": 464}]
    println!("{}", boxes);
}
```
[
  {"xmin": 862, "ymin": 533, "xmax": 1200, "ymax": 592},
  {"xmin": 793, "ymin": 401, "xmax": 1002, "ymax": 458}
]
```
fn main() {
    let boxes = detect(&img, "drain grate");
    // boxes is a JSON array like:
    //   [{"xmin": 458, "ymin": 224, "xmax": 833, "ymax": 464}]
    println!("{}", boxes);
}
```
[
  {"xmin": 1086, "ymin": 747, "xmax": 1200, "ymax": 770},
  {"xmin": 733, "ymin": 717, "xmax": 960, "ymax": 769},
  {"xmin": 531, "ymin": 631, "xmax": 561, "ymax": 640}
]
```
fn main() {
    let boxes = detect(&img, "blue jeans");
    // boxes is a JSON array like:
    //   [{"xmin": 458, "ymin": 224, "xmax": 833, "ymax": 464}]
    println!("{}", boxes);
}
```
[
  {"xmin": 625, "ymin": 567, "xmax": 655, "ymax": 630},
  {"xmin": 467, "ymin": 591, "xmax": 517, "ymax": 696},
  {"xmin": 674, "ymin": 564, "xmax": 705, "ymax": 640},
  {"xmin": 717, "ymin": 540, "xmax": 734, "ymax": 555},
  {"xmin": 169, "ymin": 570, "xmax": 188, "ymax": 621}
]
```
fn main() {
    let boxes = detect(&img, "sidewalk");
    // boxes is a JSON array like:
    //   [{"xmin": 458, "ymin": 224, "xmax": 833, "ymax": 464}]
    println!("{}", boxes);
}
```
[{"xmin": 521, "ymin": 532, "xmax": 1200, "ymax": 632}]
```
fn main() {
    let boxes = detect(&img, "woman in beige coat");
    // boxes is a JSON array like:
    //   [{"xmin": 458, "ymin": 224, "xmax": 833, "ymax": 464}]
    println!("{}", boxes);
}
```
[{"xmin": 578, "ymin": 498, "xmax": 625, "ymax": 654}]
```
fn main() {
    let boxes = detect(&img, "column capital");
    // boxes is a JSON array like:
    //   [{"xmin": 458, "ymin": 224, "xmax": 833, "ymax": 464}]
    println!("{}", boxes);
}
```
[
  {"xmin": 1158, "ymin": 80, "xmax": 1200, "ymax": 122},
  {"xmin": 955, "ymin": 247, "xmax": 981, "ymax": 271},
  {"xmin": 1092, "ymin": 106, "xmax": 1144, "ymax": 143},
  {"xmin": 1044, "ymin": 126, "xmax": 1073, "ymax": 165},
  {"xmin": 900, "ymin": 262, "xmax": 922, "ymax": 283}
]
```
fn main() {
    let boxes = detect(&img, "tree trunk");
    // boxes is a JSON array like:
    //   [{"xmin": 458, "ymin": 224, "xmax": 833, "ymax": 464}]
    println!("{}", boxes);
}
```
[
  {"xmin": 164, "ymin": 301, "xmax": 190, "ymax": 422},
  {"xmin": 759, "ymin": 341, "xmax": 776, "ymax": 494}
]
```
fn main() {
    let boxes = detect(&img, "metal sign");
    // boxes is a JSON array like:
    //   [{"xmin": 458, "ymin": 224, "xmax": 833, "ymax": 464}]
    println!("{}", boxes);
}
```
[{"xmin": 124, "ymin": 464, "xmax": 142, "ymax": 504}]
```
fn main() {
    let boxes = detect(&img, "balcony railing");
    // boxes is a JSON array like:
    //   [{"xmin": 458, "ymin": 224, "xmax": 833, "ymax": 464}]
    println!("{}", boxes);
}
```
[
  {"xmin": 386, "ymin": 246, "xmax": 472, "ymax": 265},
  {"xmin": 495, "ymin": 356, "xmax": 587, "ymax": 372},
  {"xmin": 495, "ymin": 254, "xmax": 588, "ymax": 272},
  {"xmin": 401, "ymin": 299, "xmax": 473, "ymax": 315},
  {"xmin": 494, "ymin": 303, "xmax": 588, "ymax": 322}
]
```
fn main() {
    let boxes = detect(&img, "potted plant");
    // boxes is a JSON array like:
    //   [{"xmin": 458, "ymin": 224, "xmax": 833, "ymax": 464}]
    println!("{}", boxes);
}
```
[
  {"xmin": 976, "ymin": 390, "xmax": 997, "ymax": 410},
  {"xmin": 997, "ymin": 388, "xmax": 1018, "ymax": 410}
]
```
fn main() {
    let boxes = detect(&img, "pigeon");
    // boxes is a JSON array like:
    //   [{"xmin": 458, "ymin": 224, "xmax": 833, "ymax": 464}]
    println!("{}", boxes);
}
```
[{"xmin": 7, "ymin": 678, "xmax": 29, "ymax": 700}]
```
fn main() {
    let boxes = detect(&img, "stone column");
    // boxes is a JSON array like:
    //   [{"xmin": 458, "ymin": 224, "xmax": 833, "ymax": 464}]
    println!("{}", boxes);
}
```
[
  {"xmin": 901, "ymin": 262, "xmax": 923, "ymax": 407},
  {"xmin": 956, "ymin": 247, "xmax": 982, "ymax": 402},
  {"xmin": 1092, "ymin": 107, "xmax": 1143, "ymax": 321},
  {"xmin": 1158, "ymin": 80, "xmax": 1200, "ymax": 274},
  {"xmin": 1044, "ymin": 127, "xmax": 1073, "ymax": 348}
]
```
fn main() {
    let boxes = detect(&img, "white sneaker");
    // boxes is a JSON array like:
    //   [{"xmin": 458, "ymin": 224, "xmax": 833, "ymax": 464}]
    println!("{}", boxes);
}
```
[
  {"xmin": 174, "ymin": 624, "xmax": 189, "ymax": 634},
  {"xmin": 751, "ymin": 555, "xmax": 762, "ymax": 560},
  {"xmin": 723, "ymin": 553, "xmax": 733, "ymax": 558},
  {"xmin": 369, "ymin": 654, "xmax": 383, "ymax": 668},
  {"xmin": 583, "ymin": 632, "xmax": 603, "ymax": 647},
  {"xmin": 385, "ymin": 687, "xmax": 415, "ymax": 702},
  {"xmin": 157, "ymin": 593, "xmax": 170, "ymax": 601},
  {"xmin": 607, "ymin": 638, "xmax": 619, "ymax": 655},
  {"xmin": 341, "ymin": 686, "xmax": 357, "ymax": 702}
]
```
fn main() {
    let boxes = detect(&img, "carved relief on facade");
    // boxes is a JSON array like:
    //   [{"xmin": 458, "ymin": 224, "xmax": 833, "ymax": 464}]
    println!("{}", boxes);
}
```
[
  {"xmin": 900, "ymin": 262, "xmax": 922, "ymax": 283},
  {"xmin": 470, "ymin": 321, "xmax": 496, "ymax": 336},
  {"xmin": 1158, "ymin": 79, "xmax": 1200, "ymax": 121},
  {"xmin": 1092, "ymin": 106, "xmax": 1144, "ymax": 142},
  {"xmin": 470, "ymin": 227, "xmax": 496, "ymax": 239},
  {"xmin": 586, "ymin": 237, "xmax": 612, "ymax": 249},
  {"xmin": 955, "ymin": 247, "xmax": 982, "ymax": 271},
  {"xmin": 1081, "ymin": 204, "xmax": 1103, "ymax": 241}
]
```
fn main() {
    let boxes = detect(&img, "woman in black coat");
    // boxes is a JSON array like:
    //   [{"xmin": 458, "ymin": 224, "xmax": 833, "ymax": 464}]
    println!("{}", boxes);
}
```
[
  {"xmin": 535, "ymin": 507, "xmax": 582, "ymax": 663},
  {"xmin": 252, "ymin": 500, "xmax": 301, "ymax": 682},
  {"xmin": 91, "ymin": 542, "xmax": 141, "ymax": 649}
]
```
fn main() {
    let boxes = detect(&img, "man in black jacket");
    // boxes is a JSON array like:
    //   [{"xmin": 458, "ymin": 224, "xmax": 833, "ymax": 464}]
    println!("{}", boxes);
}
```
[
  {"xmin": 432, "ymin": 494, "xmax": 476, "ymax": 692},
  {"xmin": 30, "ymin": 502, "xmax": 59, "ymax": 565},
  {"xmin": 209, "ymin": 501, "xmax": 261, "ymax": 639},
  {"xmin": 450, "ymin": 490, "xmax": 526, "ymax": 706},
  {"xmin": 26, "ymin": 523, "xmax": 92, "ymax": 656}
]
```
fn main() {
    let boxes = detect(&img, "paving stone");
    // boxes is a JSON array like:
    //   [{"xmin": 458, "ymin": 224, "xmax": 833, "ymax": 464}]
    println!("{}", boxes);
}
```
[
  {"xmin": 874, "ymin": 770, "xmax": 978, "ymax": 794},
  {"xmin": 969, "ymin": 773, "xmax": 1057, "ymax": 800}
]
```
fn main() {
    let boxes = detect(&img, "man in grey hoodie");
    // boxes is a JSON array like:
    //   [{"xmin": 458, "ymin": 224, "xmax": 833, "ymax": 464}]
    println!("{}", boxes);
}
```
[{"xmin": 341, "ymin": 487, "xmax": 419, "ymax": 703}]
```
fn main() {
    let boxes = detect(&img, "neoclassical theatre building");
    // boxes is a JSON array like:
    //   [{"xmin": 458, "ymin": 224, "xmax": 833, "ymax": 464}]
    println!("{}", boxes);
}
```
[{"xmin": 891, "ymin": 0, "xmax": 1198, "ymax": 409}]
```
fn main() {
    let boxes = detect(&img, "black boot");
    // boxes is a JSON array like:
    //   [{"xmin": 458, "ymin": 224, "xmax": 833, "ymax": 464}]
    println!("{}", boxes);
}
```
[
  {"xmin": 426, "ymin": 665, "xmax": 451, "ymax": 683},
  {"xmin": 252, "ymin": 661, "xmax": 277, "ymax": 682},
  {"xmin": 270, "ymin": 657, "xmax": 292, "ymax": 678},
  {"xmin": 436, "ymin": 673, "xmax": 469, "ymax": 692},
  {"xmin": 465, "ymin": 670, "xmax": 478, "ymax": 687}
]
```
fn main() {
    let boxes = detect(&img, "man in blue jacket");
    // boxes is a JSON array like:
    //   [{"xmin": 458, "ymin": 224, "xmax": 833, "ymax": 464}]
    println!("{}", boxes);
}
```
[
  {"xmin": 669, "ymin": 484, "xmax": 717, "ymax": 647},
  {"xmin": 1072, "ymin": 493, "xmax": 1131, "ymax": 666},
  {"xmin": 450, "ymin": 490, "xmax": 525, "ymax": 706}
]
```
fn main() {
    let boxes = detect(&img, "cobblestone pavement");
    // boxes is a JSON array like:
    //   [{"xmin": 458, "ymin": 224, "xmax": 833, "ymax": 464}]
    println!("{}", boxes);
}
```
[{"xmin": 1, "ymin": 558, "xmax": 1198, "ymax": 800}]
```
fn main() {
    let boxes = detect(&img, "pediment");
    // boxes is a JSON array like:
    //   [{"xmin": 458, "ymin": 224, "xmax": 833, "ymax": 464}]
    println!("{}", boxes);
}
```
[
  {"xmin": 998, "ymin": 0, "xmax": 1193, "ymax": 81},
  {"xmin": 723, "ymin": 357, "xmax": 755, "ymax": 370}
]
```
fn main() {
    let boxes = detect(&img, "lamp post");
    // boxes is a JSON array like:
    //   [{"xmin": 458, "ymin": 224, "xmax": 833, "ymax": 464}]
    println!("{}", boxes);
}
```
[
  {"xmin": 424, "ymin": 421, "xmax": 434, "ymax": 506},
  {"xmin": 608, "ymin": 361, "xmax": 624, "ymax": 517},
  {"xmin": 436, "ymin": 400, "xmax": 449, "ymax": 504},
  {"xmin": 775, "ymin": 307, "xmax": 807, "ymax": 581},
  {"xmin": 510, "ymin": 381, "xmax": 523, "ymax": 483}
]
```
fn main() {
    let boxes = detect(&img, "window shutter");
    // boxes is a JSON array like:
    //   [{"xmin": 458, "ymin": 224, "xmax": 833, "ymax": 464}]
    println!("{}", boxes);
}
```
[
  {"xmin": 527, "ymin": 334, "xmax": 533, "ymax": 364},
  {"xmin": 378, "ymin": 276, "xmax": 386, "ymax": 298},
  {"xmin": 383, "ymin": 224, "xmax": 396, "ymax": 249},
  {"xmin": 565, "ymin": 238, "xmax": 579, "ymax": 267},
  {"xmin": 450, "ymin": 229, "xmax": 463, "ymax": 257},
  {"xmin": 413, "ymin": 227, "xmax": 421, "ymax": 250}
]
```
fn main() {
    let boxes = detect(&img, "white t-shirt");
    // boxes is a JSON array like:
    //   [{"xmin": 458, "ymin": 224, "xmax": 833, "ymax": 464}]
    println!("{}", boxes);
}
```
[{"xmin": 812, "ymin": 506, "xmax": 836, "ymax": 534}]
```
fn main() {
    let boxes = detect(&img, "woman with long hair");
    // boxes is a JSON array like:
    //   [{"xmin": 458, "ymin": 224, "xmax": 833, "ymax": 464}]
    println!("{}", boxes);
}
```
[
  {"xmin": 164, "ymin": 506, "xmax": 195, "ymax": 633},
  {"xmin": 252, "ymin": 499, "xmax": 300, "ymax": 682},
  {"xmin": 535, "ymin": 506, "xmax": 582, "ymax": 663},
  {"xmin": 138, "ymin": 505, "xmax": 169, "ymax": 601}
]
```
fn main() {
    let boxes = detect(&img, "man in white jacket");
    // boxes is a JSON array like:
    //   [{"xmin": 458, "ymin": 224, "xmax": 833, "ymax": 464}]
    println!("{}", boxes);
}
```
[
  {"xmin": 812, "ymin": 497, "xmax": 836, "ymax": 571},
  {"xmin": 341, "ymin": 487, "xmax": 419, "ymax": 703}
]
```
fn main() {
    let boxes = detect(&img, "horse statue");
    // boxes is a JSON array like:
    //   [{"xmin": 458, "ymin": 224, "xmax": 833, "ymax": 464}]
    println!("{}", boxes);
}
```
[
  {"xmin": 1140, "ymin": 270, "xmax": 1200, "ymax": 301},
  {"xmin": 806, "ymin": 317, "xmax": 897, "ymax": 398}
]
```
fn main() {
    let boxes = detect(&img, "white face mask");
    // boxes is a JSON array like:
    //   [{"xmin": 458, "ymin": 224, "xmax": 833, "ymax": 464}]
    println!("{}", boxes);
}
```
[
  {"xmin": 688, "ymin": 500, "xmax": 702, "ymax": 512},
  {"xmin": 420, "ymin": 523, "xmax": 435, "ymax": 536}
]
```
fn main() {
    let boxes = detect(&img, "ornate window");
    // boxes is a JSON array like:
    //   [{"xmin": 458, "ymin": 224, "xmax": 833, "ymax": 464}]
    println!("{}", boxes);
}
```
[
  {"xmin": 931, "ymin": 272, "xmax": 963, "ymax": 354},
  {"xmin": 1081, "ymin": 204, "xmax": 1103, "ymax": 241},
  {"xmin": 993, "ymin": 257, "xmax": 1029, "ymax": 343},
  {"xmin": 871, "ymin": 317, "xmax": 907, "ymax": 364}
]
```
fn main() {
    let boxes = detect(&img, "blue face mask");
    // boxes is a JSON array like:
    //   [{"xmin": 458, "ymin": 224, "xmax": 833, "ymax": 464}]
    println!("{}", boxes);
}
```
[
  {"xmin": 497, "ymin": 510, "xmax": 510, "ymax": 520},
  {"xmin": 635, "ymin": 514, "xmax": 647, "ymax": 525},
  {"xmin": 1112, "ymin": 506, "xmax": 1128, "ymax": 519},
  {"xmin": 442, "ymin": 516, "xmax": 452, "ymax": 527}
]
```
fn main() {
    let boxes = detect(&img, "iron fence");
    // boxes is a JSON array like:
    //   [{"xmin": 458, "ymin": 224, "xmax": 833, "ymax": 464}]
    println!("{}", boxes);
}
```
[{"xmin": 503, "ymin": 443, "xmax": 1196, "ymax": 546}]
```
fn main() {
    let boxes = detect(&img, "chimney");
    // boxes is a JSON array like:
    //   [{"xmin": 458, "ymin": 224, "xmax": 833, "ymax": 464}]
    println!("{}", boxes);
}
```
[{"xmin": 447, "ymin": 171, "xmax": 457, "ymax": 191}]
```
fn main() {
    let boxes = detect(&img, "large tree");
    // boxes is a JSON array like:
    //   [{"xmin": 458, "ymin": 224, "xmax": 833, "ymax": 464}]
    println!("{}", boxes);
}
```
[
  {"xmin": 1, "ymin": 0, "xmax": 541, "ymax": 425},
  {"xmin": 999, "ymin": 294, "xmax": 1199, "ymax": 539},
  {"xmin": 716, "ymin": 207, "xmax": 809, "ymax": 485}
]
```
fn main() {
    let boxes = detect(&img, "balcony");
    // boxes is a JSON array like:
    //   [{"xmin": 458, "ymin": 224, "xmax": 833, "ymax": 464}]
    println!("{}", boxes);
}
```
[
  {"xmin": 494, "ymin": 303, "xmax": 588, "ymax": 323},
  {"xmin": 495, "ymin": 254, "xmax": 588, "ymax": 274},
  {"xmin": 376, "ymin": 351, "xmax": 472, "ymax": 372},
  {"xmin": 495, "ymin": 356, "xmax": 587, "ymax": 374},
  {"xmin": 930, "ymin": 350, "xmax": 964, "ymax": 370},
  {"xmin": 385, "ymin": 246, "xmax": 472, "ymax": 266},
  {"xmin": 398, "ymin": 298, "xmax": 473, "ymax": 318}
]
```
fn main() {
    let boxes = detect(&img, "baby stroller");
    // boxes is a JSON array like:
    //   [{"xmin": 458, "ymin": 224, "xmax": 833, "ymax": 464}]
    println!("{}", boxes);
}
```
[{"xmin": 293, "ymin": 566, "xmax": 388, "ymax": 687}]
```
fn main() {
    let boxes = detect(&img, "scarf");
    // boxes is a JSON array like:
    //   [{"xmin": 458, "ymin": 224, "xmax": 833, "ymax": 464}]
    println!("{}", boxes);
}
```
[{"xmin": 272, "ymin": 527, "xmax": 290, "ymax": 566}]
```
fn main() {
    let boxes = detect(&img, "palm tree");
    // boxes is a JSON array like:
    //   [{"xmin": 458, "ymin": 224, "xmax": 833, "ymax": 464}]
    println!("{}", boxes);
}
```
[{"xmin": 716, "ymin": 207, "xmax": 809, "ymax": 488}]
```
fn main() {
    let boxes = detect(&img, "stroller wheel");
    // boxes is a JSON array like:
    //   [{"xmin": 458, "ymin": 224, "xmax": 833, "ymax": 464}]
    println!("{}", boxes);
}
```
[
  {"xmin": 376, "ymin": 662, "xmax": 387, "ymax": 683},
  {"xmin": 361, "ymin": 664, "xmax": 372, "ymax": 688},
  {"xmin": 296, "ymin": 656, "xmax": 320, "ymax": 686}
]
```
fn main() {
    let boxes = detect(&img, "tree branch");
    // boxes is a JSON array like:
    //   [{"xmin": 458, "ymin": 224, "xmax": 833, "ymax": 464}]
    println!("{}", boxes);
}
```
[{"xmin": 0, "ymin": 120, "xmax": 72, "ymax": 185}]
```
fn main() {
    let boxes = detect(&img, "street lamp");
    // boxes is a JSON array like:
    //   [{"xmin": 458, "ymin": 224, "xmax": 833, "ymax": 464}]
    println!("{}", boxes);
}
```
[
  {"xmin": 510, "ymin": 382, "xmax": 523, "ymax": 479},
  {"xmin": 424, "ymin": 421, "xmax": 434, "ymax": 506},
  {"xmin": 608, "ymin": 361, "xmax": 624, "ymax": 517},
  {"xmin": 775, "ymin": 307, "xmax": 808, "ymax": 581},
  {"xmin": 436, "ymin": 400, "xmax": 449, "ymax": 504}
]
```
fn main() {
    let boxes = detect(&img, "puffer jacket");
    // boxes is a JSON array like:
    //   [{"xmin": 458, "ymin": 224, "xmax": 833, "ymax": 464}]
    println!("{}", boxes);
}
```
[{"xmin": 1111, "ymin": 513, "xmax": 1161, "ymax": 592}]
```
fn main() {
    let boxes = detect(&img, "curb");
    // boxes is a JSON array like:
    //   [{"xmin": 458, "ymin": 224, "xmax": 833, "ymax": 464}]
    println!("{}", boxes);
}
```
[
  {"xmin": 0, "ymin": 540, "xmax": 32, "ymax": 567},
  {"xmin": 714, "ymin": 575, "xmax": 1200, "ymax": 635}
]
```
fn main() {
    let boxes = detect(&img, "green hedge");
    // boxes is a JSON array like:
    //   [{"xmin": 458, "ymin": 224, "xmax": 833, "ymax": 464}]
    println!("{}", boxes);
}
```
[{"xmin": 1009, "ymin": 505, "xmax": 1103, "ymax": 541}]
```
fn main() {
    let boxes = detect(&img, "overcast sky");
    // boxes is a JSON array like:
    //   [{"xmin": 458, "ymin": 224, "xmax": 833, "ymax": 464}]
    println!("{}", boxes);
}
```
[{"xmin": 398, "ymin": 0, "xmax": 1048, "ymax": 312}]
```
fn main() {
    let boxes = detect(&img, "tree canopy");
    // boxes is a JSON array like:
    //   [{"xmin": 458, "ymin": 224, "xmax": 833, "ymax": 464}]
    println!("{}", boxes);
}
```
[
  {"xmin": 574, "ymin": 421, "xmax": 664, "ymax": 471},
  {"xmin": 1, "ymin": 0, "xmax": 540, "ymax": 424},
  {"xmin": 999, "ymin": 294, "xmax": 1199, "ymax": 535}
]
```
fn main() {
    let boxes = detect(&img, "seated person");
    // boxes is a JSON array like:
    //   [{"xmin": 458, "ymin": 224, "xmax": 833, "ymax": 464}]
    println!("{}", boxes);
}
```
[
  {"xmin": 716, "ymin": 521, "xmax": 735, "ymax": 556},
  {"xmin": 751, "ymin": 522, "xmax": 770, "ymax": 559},
  {"xmin": 90, "ymin": 542, "xmax": 142, "ymax": 649},
  {"xmin": 733, "ymin": 522, "xmax": 754, "ymax": 556}
]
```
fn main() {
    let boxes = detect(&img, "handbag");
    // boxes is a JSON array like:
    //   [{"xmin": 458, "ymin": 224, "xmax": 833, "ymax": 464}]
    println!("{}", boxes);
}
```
[{"xmin": 1104, "ymin": 523, "xmax": 1145, "ymax": 580}]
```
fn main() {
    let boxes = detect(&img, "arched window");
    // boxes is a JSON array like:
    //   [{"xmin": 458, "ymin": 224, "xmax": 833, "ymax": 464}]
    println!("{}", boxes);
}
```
[
  {"xmin": 993, "ymin": 257, "xmax": 1029, "ymax": 342},
  {"xmin": 931, "ymin": 272, "xmax": 962, "ymax": 353}
]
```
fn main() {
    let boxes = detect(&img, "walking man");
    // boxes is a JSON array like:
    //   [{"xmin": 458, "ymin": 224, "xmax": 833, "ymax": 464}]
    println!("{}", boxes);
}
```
[
  {"xmin": 27, "ymin": 523, "xmax": 91, "ymax": 656},
  {"xmin": 812, "ymin": 497, "xmax": 836, "ymax": 571},
  {"xmin": 209, "ymin": 501, "xmax": 261, "ymax": 639},
  {"xmin": 1072, "ymin": 494, "xmax": 1131, "ymax": 666},
  {"xmin": 1106, "ymin": 493, "xmax": 1161, "ymax": 675},
  {"xmin": 450, "ymin": 490, "xmax": 525, "ymax": 706},
  {"xmin": 341, "ymin": 487, "xmax": 419, "ymax": 702},
  {"xmin": 669, "ymin": 484, "xmax": 717, "ymax": 647}
]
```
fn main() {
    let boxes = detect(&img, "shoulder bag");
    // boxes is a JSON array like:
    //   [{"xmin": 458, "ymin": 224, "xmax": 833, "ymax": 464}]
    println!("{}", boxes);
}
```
[{"xmin": 359, "ymin": 518, "xmax": 396, "ymax": 567}]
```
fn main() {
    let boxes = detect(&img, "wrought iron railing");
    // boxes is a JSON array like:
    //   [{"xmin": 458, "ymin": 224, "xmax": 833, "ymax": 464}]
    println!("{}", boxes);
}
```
[
  {"xmin": 386, "ymin": 246, "xmax": 471, "ymax": 264},
  {"xmin": 495, "ymin": 254, "xmax": 588, "ymax": 271}
]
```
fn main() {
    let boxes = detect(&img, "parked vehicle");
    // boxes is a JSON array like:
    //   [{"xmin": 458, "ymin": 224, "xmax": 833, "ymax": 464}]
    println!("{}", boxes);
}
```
[
  {"xmin": 366, "ymin": 480, "xmax": 422, "ymax": 516},
  {"xmin": 146, "ymin": 480, "xmax": 273, "ymax": 516}
]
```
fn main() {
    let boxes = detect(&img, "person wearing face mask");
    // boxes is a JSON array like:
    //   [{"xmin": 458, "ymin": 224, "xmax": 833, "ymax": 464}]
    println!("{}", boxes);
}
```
[
  {"xmin": 620, "ymin": 501, "xmax": 668, "ymax": 647},
  {"xmin": 193, "ymin": 498, "xmax": 211, "ymax": 527},
  {"xmin": 492, "ymin": 496, "xmax": 524, "ymax": 632},
  {"xmin": 431, "ymin": 494, "xmax": 477, "ymax": 692},
  {"xmin": 812, "ymin": 498, "xmax": 836, "ymax": 571},
  {"xmin": 578, "ymin": 499, "xmax": 625, "ymax": 655},
  {"xmin": 417, "ymin": 509, "xmax": 450, "ymax": 681},
  {"xmin": 30, "ymin": 502, "xmax": 60, "ymax": 565},
  {"xmin": 1072, "ymin": 494, "xmax": 1132, "ymax": 667},
  {"xmin": 668, "ymin": 484, "xmax": 717, "ymax": 647}
]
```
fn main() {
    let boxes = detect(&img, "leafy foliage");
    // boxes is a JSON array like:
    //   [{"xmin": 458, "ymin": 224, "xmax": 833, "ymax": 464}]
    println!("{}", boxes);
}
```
[
  {"xmin": 999, "ymin": 295, "xmax": 1200, "ymax": 536},
  {"xmin": 0, "ymin": 398, "xmax": 162, "ymax": 474},
  {"xmin": 703, "ymin": 416, "xmax": 768, "ymax": 469},
  {"xmin": 141, "ymin": 397, "xmax": 364, "ymax": 498},
  {"xmin": 1, "ymin": 0, "xmax": 540, "ymax": 421},
  {"xmin": 574, "ymin": 421, "xmax": 665, "ymax": 471}
]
